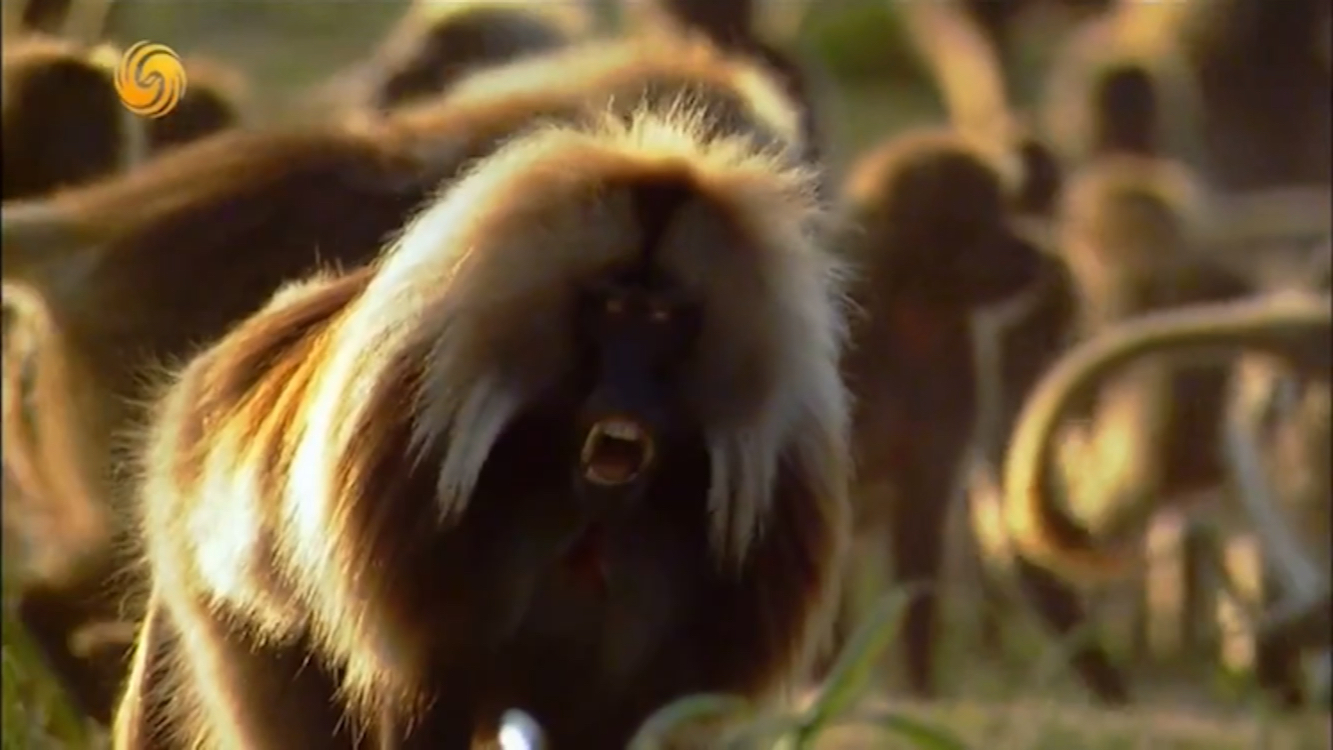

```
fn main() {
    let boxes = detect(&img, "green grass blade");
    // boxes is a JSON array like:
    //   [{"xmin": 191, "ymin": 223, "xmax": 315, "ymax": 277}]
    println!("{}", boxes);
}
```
[
  {"xmin": 795, "ymin": 586, "xmax": 921, "ymax": 747},
  {"xmin": 627, "ymin": 693, "xmax": 753, "ymax": 750},
  {"xmin": 850, "ymin": 709, "xmax": 972, "ymax": 750}
]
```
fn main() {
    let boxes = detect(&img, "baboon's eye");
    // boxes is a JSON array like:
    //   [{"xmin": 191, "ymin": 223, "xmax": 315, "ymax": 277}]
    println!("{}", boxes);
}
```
[{"xmin": 648, "ymin": 302, "xmax": 673, "ymax": 323}]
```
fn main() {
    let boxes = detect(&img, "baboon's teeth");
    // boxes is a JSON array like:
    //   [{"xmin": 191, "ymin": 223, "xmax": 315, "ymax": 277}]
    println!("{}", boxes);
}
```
[{"xmin": 580, "ymin": 417, "xmax": 654, "ymax": 486}]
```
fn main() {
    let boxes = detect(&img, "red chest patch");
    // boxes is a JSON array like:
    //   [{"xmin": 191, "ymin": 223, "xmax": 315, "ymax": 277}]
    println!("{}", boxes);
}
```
[{"xmin": 888, "ymin": 301, "xmax": 946, "ymax": 361}]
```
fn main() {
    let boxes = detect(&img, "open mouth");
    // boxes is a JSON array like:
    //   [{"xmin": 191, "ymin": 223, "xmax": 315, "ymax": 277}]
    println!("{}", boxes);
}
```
[{"xmin": 579, "ymin": 417, "xmax": 655, "ymax": 486}]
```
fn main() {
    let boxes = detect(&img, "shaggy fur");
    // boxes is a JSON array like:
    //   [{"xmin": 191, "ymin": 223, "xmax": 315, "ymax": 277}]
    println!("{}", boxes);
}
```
[
  {"xmin": 115, "ymin": 109, "xmax": 851, "ymax": 748},
  {"xmin": 437, "ymin": 35, "xmax": 807, "ymax": 159},
  {"xmin": 0, "ymin": 33, "xmax": 813, "ymax": 729},
  {"xmin": 629, "ymin": 0, "xmax": 825, "ymax": 163}
]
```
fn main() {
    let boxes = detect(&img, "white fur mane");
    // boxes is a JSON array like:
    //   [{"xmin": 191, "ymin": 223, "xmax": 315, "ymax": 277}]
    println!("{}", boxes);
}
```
[{"xmin": 297, "ymin": 106, "xmax": 851, "ymax": 569}]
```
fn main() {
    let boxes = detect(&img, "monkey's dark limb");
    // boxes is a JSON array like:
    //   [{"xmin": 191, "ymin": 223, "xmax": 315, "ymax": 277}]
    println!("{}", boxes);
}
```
[
  {"xmin": 973, "ymin": 255, "xmax": 1132, "ymax": 705},
  {"xmin": 889, "ymin": 463, "xmax": 955, "ymax": 698},
  {"xmin": 1252, "ymin": 570, "xmax": 1315, "ymax": 709},
  {"xmin": 17, "ymin": 568, "xmax": 130, "ymax": 724},
  {"xmin": 1012, "ymin": 559, "xmax": 1130, "ymax": 704}
]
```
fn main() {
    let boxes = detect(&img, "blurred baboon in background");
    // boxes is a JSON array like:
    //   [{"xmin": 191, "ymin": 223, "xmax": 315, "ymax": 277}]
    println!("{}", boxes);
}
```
[
  {"xmin": 633, "ymin": 0, "xmax": 826, "ymax": 163},
  {"xmin": 1002, "ymin": 292, "xmax": 1331, "ymax": 707},
  {"xmin": 832, "ymin": 127, "xmax": 1128, "ymax": 704},
  {"xmin": 142, "ymin": 55, "xmax": 247, "ymax": 156},
  {"xmin": 2, "ymin": 35, "xmax": 134, "ymax": 200},
  {"xmin": 12, "ymin": 0, "xmax": 71, "ymax": 35},
  {"xmin": 1043, "ymin": 0, "xmax": 1330, "ymax": 190},
  {"xmin": 330, "ymin": 1, "xmax": 588, "ymax": 114}
]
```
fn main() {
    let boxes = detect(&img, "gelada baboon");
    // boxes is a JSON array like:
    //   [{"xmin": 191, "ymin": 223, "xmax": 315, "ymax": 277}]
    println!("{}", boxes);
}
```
[
  {"xmin": 11, "ymin": 0, "xmax": 70, "ymax": 35},
  {"xmin": 944, "ymin": 0, "xmax": 1116, "ymax": 93},
  {"xmin": 1173, "ymin": 0, "xmax": 1331, "ymax": 190},
  {"xmin": 999, "ymin": 157, "xmax": 1249, "ymax": 678},
  {"xmin": 1054, "ymin": 156, "xmax": 1253, "ymax": 518},
  {"xmin": 81, "ymin": 42, "xmax": 246, "ymax": 157},
  {"xmin": 1045, "ymin": 0, "xmax": 1330, "ymax": 189},
  {"xmin": 2, "ymin": 34, "xmax": 134, "ymax": 200},
  {"xmin": 114, "ymin": 107, "xmax": 852, "ymax": 749},
  {"xmin": 337, "ymin": 0, "xmax": 587, "ymax": 113},
  {"xmin": 831, "ymin": 128, "xmax": 1125, "ymax": 703},
  {"xmin": 1003, "ymin": 290, "xmax": 1332, "ymax": 582},
  {"xmin": 631, "ymin": 0, "xmax": 824, "ymax": 162},
  {"xmin": 1, "ymin": 33, "xmax": 811, "ymax": 727},
  {"xmin": 1040, "ymin": 10, "xmax": 1201, "ymax": 170},
  {"xmin": 141, "ymin": 55, "xmax": 247, "ymax": 156},
  {"xmin": 1035, "ymin": 47, "xmax": 1320, "ymax": 701}
]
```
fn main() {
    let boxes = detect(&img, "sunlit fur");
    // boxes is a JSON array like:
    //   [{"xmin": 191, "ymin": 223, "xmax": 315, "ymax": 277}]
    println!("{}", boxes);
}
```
[
  {"xmin": 3, "ymin": 34, "xmax": 816, "ymax": 732},
  {"xmin": 354, "ymin": 0, "xmax": 588, "ymax": 111},
  {"xmin": 1058, "ymin": 155, "xmax": 1209, "ymax": 330},
  {"xmin": 0, "ymin": 282, "xmax": 109, "ymax": 579},
  {"xmin": 0, "ymin": 31, "xmax": 812, "ymax": 561},
  {"xmin": 1003, "ymin": 291, "xmax": 1332, "ymax": 583},
  {"xmin": 119, "ymin": 108, "xmax": 851, "ymax": 747},
  {"xmin": 437, "ymin": 34, "xmax": 807, "ymax": 156},
  {"xmin": 998, "ymin": 149, "xmax": 1255, "ymax": 588},
  {"xmin": 626, "ymin": 0, "xmax": 824, "ymax": 159}
]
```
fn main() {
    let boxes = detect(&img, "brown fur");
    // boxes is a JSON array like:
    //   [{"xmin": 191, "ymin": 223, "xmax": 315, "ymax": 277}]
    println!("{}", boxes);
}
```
[
  {"xmin": 143, "ymin": 56, "xmax": 247, "ymax": 156},
  {"xmin": 1027, "ymin": 42, "xmax": 1327, "ymax": 702},
  {"xmin": 827, "ymin": 128, "xmax": 1129, "ymax": 703},
  {"xmin": 114, "ymin": 108, "xmax": 851, "ymax": 748},
  {"xmin": 14, "ymin": 0, "xmax": 71, "ymax": 34},
  {"xmin": 1044, "ymin": 0, "xmax": 1331, "ymax": 189},
  {"xmin": 1034, "ymin": 154, "xmax": 1251, "ymax": 566},
  {"xmin": 1, "ymin": 33, "xmax": 812, "ymax": 728},
  {"xmin": 1175, "ymin": 0, "xmax": 1331, "ymax": 190},
  {"xmin": 339, "ymin": 1, "xmax": 587, "ymax": 113},
  {"xmin": 997, "ymin": 154, "xmax": 1258, "ymax": 691},
  {"xmin": 631, "ymin": 0, "xmax": 824, "ymax": 164},
  {"xmin": 1002, "ymin": 291, "xmax": 1331, "ymax": 708},
  {"xmin": 2, "ymin": 34, "xmax": 136, "ymax": 200}
]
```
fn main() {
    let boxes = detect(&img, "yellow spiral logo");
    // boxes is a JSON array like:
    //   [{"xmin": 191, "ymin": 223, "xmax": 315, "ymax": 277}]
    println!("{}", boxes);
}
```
[{"xmin": 114, "ymin": 41, "xmax": 187, "ymax": 119}]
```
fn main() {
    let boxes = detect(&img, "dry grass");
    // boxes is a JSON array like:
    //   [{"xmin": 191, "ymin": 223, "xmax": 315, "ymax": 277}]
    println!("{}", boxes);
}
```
[{"xmin": 5, "ymin": 580, "xmax": 1329, "ymax": 749}]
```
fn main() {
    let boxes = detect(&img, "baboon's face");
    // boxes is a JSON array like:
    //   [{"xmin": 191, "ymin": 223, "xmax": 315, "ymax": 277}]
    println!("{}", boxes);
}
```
[{"xmin": 562, "ymin": 262, "xmax": 702, "ymax": 591}]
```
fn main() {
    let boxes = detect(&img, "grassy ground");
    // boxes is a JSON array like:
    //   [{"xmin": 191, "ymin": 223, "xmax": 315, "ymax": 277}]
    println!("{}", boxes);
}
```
[{"xmin": 5, "ymin": 577, "xmax": 1330, "ymax": 749}]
